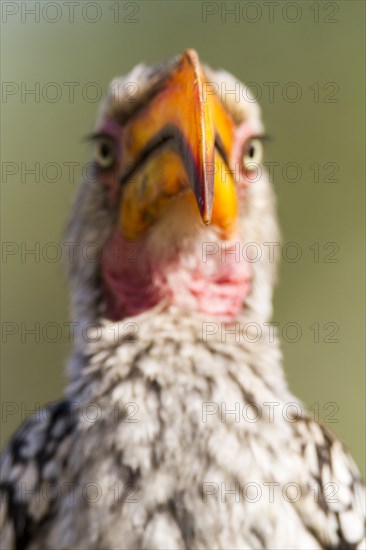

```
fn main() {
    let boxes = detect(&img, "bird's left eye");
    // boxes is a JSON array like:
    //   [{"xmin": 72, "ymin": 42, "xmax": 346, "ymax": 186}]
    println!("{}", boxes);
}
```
[
  {"xmin": 94, "ymin": 139, "xmax": 115, "ymax": 169},
  {"xmin": 242, "ymin": 139, "xmax": 263, "ymax": 171}
]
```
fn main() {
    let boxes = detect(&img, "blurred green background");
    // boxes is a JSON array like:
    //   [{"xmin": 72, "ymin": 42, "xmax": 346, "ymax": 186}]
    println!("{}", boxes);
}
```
[{"xmin": 1, "ymin": 1, "xmax": 365, "ymax": 475}]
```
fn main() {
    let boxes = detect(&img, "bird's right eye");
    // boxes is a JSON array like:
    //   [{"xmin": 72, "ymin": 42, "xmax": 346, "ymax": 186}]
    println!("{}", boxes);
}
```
[
  {"xmin": 94, "ymin": 138, "xmax": 115, "ymax": 169},
  {"xmin": 242, "ymin": 138, "xmax": 263, "ymax": 171}
]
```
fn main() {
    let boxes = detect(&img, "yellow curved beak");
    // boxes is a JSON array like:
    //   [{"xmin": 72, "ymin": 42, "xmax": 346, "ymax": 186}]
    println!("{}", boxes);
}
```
[{"xmin": 119, "ymin": 49, "xmax": 237, "ymax": 239}]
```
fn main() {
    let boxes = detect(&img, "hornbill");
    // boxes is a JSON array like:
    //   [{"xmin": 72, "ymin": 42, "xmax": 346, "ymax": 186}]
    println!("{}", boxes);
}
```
[{"xmin": 1, "ymin": 50, "xmax": 365, "ymax": 549}]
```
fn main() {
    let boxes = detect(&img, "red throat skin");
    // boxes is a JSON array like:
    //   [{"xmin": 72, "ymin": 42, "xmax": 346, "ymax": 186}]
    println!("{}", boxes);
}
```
[{"xmin": 101, "ymin": 230, "xmax": 252, "ymax": 322}]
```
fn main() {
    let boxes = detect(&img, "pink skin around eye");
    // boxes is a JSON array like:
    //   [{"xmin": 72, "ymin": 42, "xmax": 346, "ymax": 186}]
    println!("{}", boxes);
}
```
[
  {"xmin": 93, "ymin": 119, "xmax": 123, "ymax": 204},
  {"xmin": 231, "ymin": 122, "xmax": 263, "ymax": 195}
]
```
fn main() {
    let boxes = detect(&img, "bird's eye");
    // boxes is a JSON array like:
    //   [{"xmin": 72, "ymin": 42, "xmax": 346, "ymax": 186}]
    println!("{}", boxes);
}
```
[
  {"xmin": 94, "ymin": 139, "xmax": 115, "ymax": 169},
  {"xmin": 242, "ymin": 139, "xmax": 263, "ymax": 171}
]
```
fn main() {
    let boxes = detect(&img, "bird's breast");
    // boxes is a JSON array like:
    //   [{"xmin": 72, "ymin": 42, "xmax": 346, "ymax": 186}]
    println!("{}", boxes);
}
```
[{"xmin": 52, "ymin": 311, "xmax": 321, "ymax": 549}]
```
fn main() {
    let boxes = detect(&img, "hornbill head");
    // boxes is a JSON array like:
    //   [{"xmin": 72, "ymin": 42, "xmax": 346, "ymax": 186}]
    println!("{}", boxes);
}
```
[{"xmin": 67, "ymin": 50, "xmax": 279, "ymax": 325}]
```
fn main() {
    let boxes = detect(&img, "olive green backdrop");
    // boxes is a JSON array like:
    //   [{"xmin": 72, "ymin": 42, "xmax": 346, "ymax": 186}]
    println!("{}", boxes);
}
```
[{"xmin": 1, "ymin": 0, "xmax": 365, "ymax": 476}]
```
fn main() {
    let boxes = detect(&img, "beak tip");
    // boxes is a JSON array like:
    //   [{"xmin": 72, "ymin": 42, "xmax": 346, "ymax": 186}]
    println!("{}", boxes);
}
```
[
  {"xmin": 201, "ymin": 207, "xmax": 212, "ymax": 226},
  {"xmin": 195, "ymin": 182, "xmax": 214, "ymax": 226}
]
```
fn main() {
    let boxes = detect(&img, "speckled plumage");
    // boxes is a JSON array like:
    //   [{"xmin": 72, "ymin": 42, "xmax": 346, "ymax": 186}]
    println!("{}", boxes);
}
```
[{"xmin": 1, "ymin": 54, "xmax": 365, "ymax": 550}]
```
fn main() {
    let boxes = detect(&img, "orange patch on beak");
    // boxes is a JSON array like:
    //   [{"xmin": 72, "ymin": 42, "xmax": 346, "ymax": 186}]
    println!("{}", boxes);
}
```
[{"xmin": 119, "ymin": 49, "xmax": 238, "ymax": 240}]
